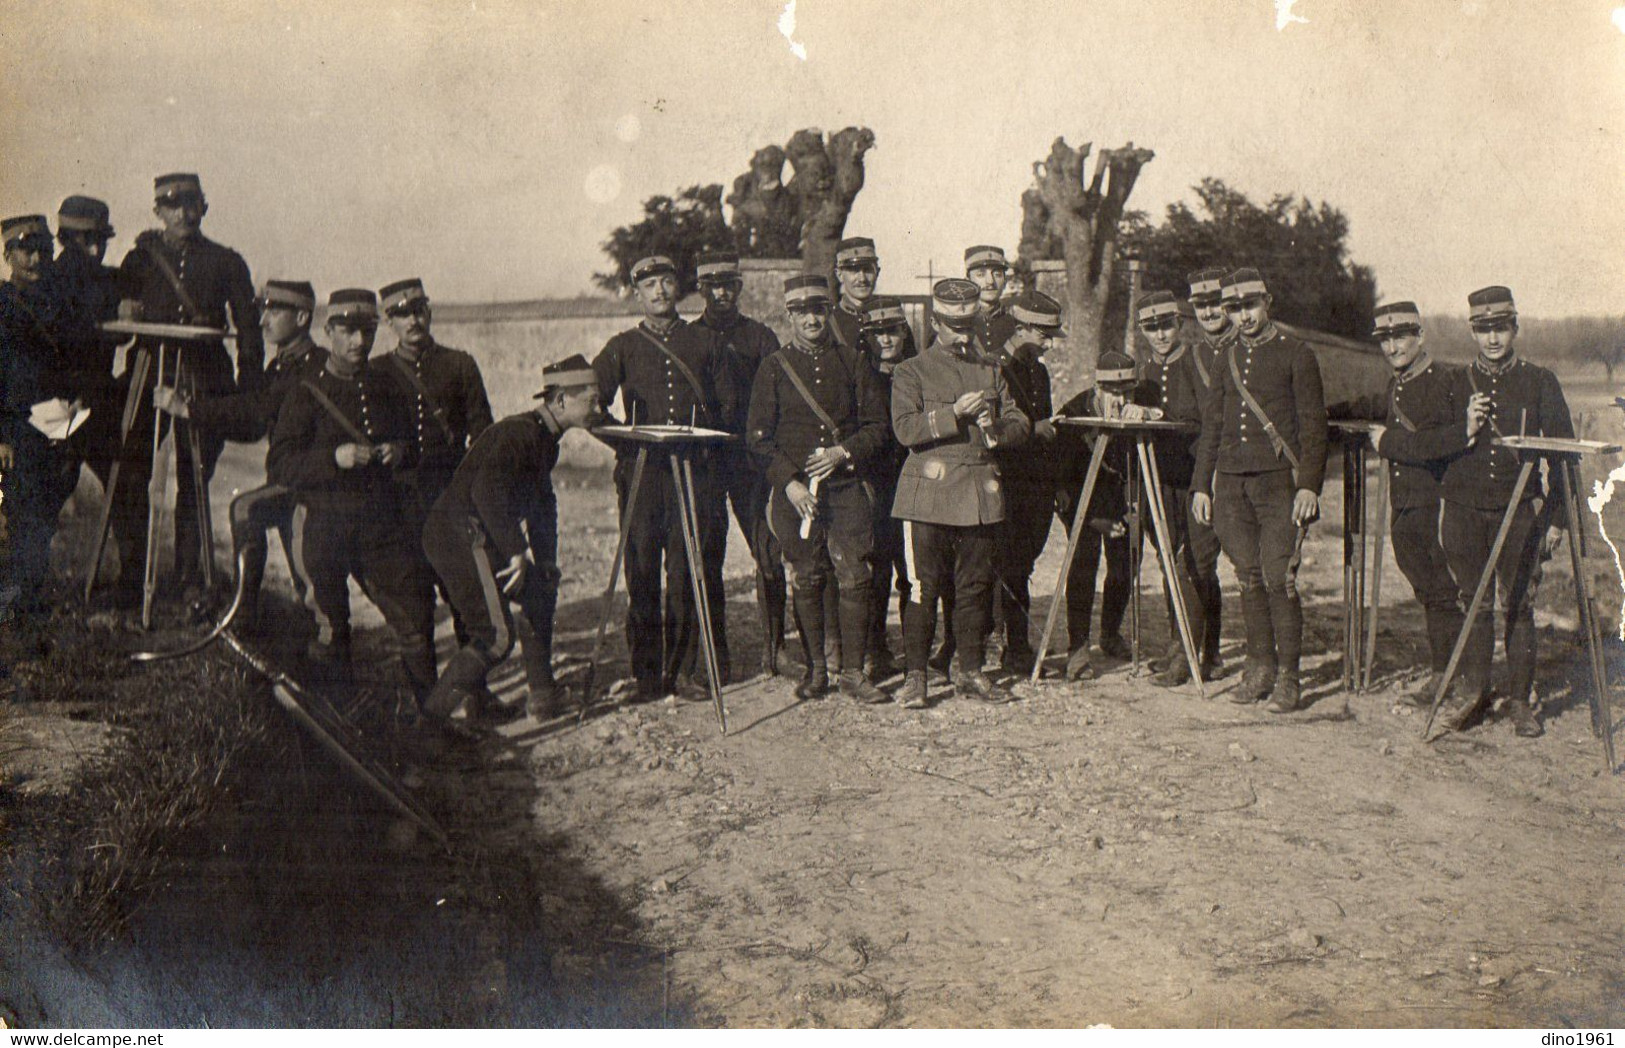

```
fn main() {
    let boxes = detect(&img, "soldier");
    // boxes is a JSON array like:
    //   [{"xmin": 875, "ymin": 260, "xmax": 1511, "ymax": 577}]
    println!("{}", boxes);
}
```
[
  {"xmin": 0, "ymin": 215, "xmax": 79, "ymax": 621},
  {"xmin": 592, "ymin": 255, "xmax": 738, "ymax": 703},
  {"xmin": 692, "ymin": 249, "xmax": 790, "ymax": 678},
  {"xmin": 1053, "ymin": 350, "xmax": 1145, "ymax": 680},
  {"xmin": 1136, "ymin": 290, "xmax": 1224, "ymax": 685},
  {"xmin": 829, "ymin": 237, "xmax": 880, "ymax": 351},
  {"xmin": 422, "ymin": 355, "xmax": 604, "ymax": 726},
  {"xmin": 154, "ymin": 280, "xmax": 327, "ymax": 633},
  {"xmin": 748, "ymin": 275, "xmax": 891, "ymax": 703},
  {"xmin": 856, "ymin": 296, "xmax": 916, "ymax": 681},
  {"xmin": 376, "ymin": 278, "xmax": 493, "ymax": 639},
  {"xmin": 965, "ymin": 244, "xmax": 1016, "ymax": 357},
  {"xmin": 1363, "ymin": 302, "xmax": 1471, "ymax": 708},
  {"xmin": 989, "ymin": 290, "xmax": 1065, "ymax": 675},
  {"xmin": 111, "ymin": 173, "xmax": 264, "ymax": 608},
  {"xmin": 1192, "ymin": 268, "xmax": 1328, "ymax": 713},
  {"xmin": 267, "ymin": 289, "xmax": 436, "ymax": 704},
  {"xmin": 891, "ymin": 278, "xmax": 1030, "ymax": 708},
  {"xmin": 42, "ymin": 196, "xmax": 126, "ymax": 482},
  {"xmin": 1185, "ymin": 267, "xmax": 1235, "ymax": 391},
  {"xmin": 1434, "ymin": 286, "xmax": 1572, "ymax": 737},
  {"xmin": 1178, "ymin": 268, "xmax": 1234, "ymax": 677}
]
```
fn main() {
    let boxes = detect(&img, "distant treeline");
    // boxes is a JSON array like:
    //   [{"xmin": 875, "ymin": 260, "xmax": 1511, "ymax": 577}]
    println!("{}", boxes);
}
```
[{"xmin": 1423, "ymin": 314, "xmax": 1625, "ymax": 378}]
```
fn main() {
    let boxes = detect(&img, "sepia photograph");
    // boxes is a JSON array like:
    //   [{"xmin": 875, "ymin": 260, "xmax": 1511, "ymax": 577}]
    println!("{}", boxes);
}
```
[{"xmin": 1, "ymin": 0, "xmax": 1623, "ymax": 1031}]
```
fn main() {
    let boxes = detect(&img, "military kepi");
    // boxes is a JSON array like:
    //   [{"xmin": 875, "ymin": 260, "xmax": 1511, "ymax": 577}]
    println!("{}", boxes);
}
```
[
  {"xmin": 861, "ymin": 295, "xmax": 907, "ymax": 330},
  {"xmin": 1, "ymin": 214, "xmax": 51, "ymax": 247},
  {"xmin": 1010, "ymin": 290, "xmax": 1065, "ymax": 332},
  {"xmin": 1096, "ymin": 349, "xmax": 1137, "ymax": 386},
  {"xmin": 1467, "ymin": 285, "xmax": 1516, "ymax": 326},
  {"xmin": 1136, "ymin": 289, "xmax": 1182, "ymax": 324},
  {"xmin": 260, "ymin": 280, "xmax": 317, "ymax": 312},
  {"xmin": 695, "ymin": 250, "xmax": 740, "ymax": 285},
  {"xmin": 154, "ymin": 173, "xmax": 204, "ymax": 202},
  {"xmin": 784, "ymin": 274, "xmax": 832, "ymax": 309},
  {"xmin": 1187, "ymin": 267, "xmax": 1227, "ymax": 303},
  {"xmin": 380, "ymin": 277, "xmax": 428, "ymax": 314},
  {"xmin": 629, "ymin": 255, "xmax": 676, "ymax": 283},
  {"xmin": 534, "ymin": 353, "xmax": 597, "ymax": 398},
  {"xmin": 964, "ymin": 245, "xmax": 1007, "ymax": 272},
  {"xmin": 326, "ymin": 288, "xmax": 379, "ymax": 326},
  {"xmin": 932, "ymin": 278, "xmax": 980, "ymax": 329},
  {"xmin": 834, "ymin": 237, "xmax": 878, "ymax": 269},
  {"xmin": 57, "ymin": 196, "xmax": 114, "ymax": 236},
  {"xmin": 1220, "ymin": 267, "xmax": 1269, "ymax": 303},
  {"xmin": 1371, "ymin": 300, "xmax": 1423, "ymax": 338}
]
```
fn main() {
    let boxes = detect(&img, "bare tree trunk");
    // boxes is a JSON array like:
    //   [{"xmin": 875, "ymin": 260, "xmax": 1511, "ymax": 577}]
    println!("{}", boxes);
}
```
[
  {"xmin": 785, "ymin": 127, "xmax": 876, "ymax": 276},
  {"xmin": 1026, "ymin": 138, "xmax": 1154, "ymax": 389}
]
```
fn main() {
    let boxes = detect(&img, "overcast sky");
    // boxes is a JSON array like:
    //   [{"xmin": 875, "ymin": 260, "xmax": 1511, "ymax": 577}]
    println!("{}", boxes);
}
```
[{"xmin": 2, "ymin": 0, "xmax": 1621, "ymax": 317}]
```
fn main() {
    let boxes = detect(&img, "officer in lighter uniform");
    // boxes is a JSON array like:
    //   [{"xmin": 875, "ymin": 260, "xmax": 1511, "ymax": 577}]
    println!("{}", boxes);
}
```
[
  {"xmin": 747, "ymin": 275, "xmax": 890, "ymax": 704},
  {"xmin": 1191, "ymin": 268, "xmax": 1328, "ymax": 714},
  {"xmin": 1434, "ymin": 285, "xmax": 1572, "ymax": 737},
  {"xmin": 1364, "ymin": 302, "xmax": 1471, "ymax": 708},
  {"xmin": 829, "ymin": 237, "xmax": 881, "ymax": 351},
  {"xmin": 891, "ymin": 278, "xmax": 1030, "ymax": 708}
]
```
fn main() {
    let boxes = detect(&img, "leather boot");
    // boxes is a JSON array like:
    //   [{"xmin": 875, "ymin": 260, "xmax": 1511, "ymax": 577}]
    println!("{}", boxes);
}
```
[
  {"xmin": 793, "ymin": 586, "xmax": 829, "ymax": 700},
  {"xmin": 1264, "ymin": 672, "xmax": 1307, "ymax": 713},
  {"xmin": 423, "ymin": 647, "xmax": 489, "ymax": 720},
  {"xmin": 1502, "ymin": 696, "xmax": 1543, "ymax": 737},
  {"xmin": 823, "ymin": 582, "xmax": 842, "ymax": 672},
  {"xmin": 838, "ymin": 670, "xmax": 890, "ymax": 704},
  {"xmin": 955, "ymin": 667, "xmax": 1016, "ymax": 705},
  {"xmin": 1234, "ymin": 660, "xmax": 1276, "ymax": 704},
  {"xmin": 899, "ymin": 670, "xmax": 929, "ymax": 709}
]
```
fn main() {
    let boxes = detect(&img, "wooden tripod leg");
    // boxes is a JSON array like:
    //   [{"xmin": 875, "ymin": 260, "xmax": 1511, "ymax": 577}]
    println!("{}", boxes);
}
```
[
  {"xmin": 142, "ymin": 345, "xmax": 169, "ymax": 630},
  {"xmin": 1559, "ymin": 458, "xmax": 1617, "ymax": 772},
  {"xmin": 673, "ymin": 454, "xmax": 726, "ymax": 734},
  {"xmin": 1362, "ymin": 463, "xmax": 1390, "ymax": 691},
  {"xmin": 582, "ymin": 446, "xmax": 647, "ymax": 702},
  {"xmin": 1139, "ymin": 438, "xmax": 1205, "ymax": 699},
  {"xmin": 1031, "ymin": 434, "xmax": 1110, "ymax": 685},
  {"xmin": 1353, "ymin": 441, "xmax": 1368, "ymax": 692},
  {"xmin": 1128, "ymin": 450, "xmax": 1142, "ymax": 674},
  {"xmin": 1424, "ymin": 460, "xmax": 1535, "ymax": 738},
  {"xmin": 83, "ymin": 347, "xmax": 153, "ymax": 601},
  {"xmin": 1341, "ymin": 443, "xmax": 1356, "ymax": 691},
  {"xmin": 178, "ymin": 350, "xmax": 216, "ymax": 591}
]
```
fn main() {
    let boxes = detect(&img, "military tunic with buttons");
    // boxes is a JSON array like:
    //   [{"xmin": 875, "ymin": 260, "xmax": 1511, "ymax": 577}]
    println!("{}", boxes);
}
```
[
  {"xmin": 990, "ymin": 340, "xmax": 1056, "ymax": 660},
  {"xmin": 268, "ymin": 359, "xmax": 437, "ymax": 695},
  {"xmin": 830, "ymin": 302, "xmax": 866, "ymax": 352},
  {"xmin": 1438, "ymin": 355, "xmax": 1572, "ymax": 705},
  {"xmin": 592, "ymin": 318, "xmax": 740, "ymax": 690},
  {"xmin": 382, "ymin": 340, "xmax": 494, "ymax": 519},
  {"xmin": 890, "ymin": 337, "xmax": 1030, "ymax": 673},
  {"xmin": 1373, "ymin": 355, "xmax": 1470, "ymax": 676}
]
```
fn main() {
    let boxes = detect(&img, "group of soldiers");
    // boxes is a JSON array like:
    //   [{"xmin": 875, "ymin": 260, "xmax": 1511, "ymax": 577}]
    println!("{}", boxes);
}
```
[{"xmin": 0, "ymin": 176, "xmax": 1574, "ymax": 740}]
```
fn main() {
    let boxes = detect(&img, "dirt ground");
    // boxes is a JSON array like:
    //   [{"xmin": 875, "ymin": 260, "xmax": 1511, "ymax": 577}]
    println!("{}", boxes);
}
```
[{"xmin": 6, "ymin": 386, "xmax": 1625, "ymax": 1028}]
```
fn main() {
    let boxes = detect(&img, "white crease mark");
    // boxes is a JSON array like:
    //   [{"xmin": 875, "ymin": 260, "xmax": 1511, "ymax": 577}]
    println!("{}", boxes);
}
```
[
  {"xmin": 1275, "ymin": 0, "xmax": 1309, "ymax": 30},
  {"xmin": 1613, "ymin": 7, "xmax": 1625, "ymax": 34},
  {"xmin": 1587, "ymin": 461, "xmax": 1625, "ymax": 640},
  {"xmin": 779, "ymin": 0, "xmax": 808, "ymax": 61}
]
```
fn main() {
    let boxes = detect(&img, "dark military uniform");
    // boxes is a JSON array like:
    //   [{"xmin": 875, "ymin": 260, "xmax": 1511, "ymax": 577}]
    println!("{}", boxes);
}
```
[
  {"xmin": 268, "ymin": 360, "xmax": 436, "ymax": 697},
  {"xmin": 891, "ymin": 337, "xmax": 1030, "ymax": 676},
  {"xmin": 423, "ymin": 406, "xmax": 566, "ymax": 711},
  {"xmin": 859, "ymin": 327, "xmax": 916, "ymax": 668},
  {"xmin": 40, "ymin": 247, "xmax": 128, "ymax": 478},
  {"xmin": 1142, "ymin": 340, "xmax": 1223, "ymax": 672},
  {"xmin": 1192, "ymin": 322, "xmax": 1328, "ymax": 694},
  {"xmin": 381, "ymin": 340, "xmax": 493, "ymax": 523},
  {"xmin": 188, "ymin": 333, "xmax": 329, "ymax": 627},
  {"xmin": 0, "ymin": 279, "xmax": 79, "ymax": 615},
  {"xmin": 990, "ymin": 339, "xmax": 1056, "ymax": 664},
  {"xmin": 112, "ymin": 230, "xmax": 263, "ymax": 598},
  {"xmin": 974, "ymin": 306, "xmax": 1017, "ymax": 361},
  {"xmin": 697, "ymin": 307, "xmax": 787, "ymax": 668},
  {"xmin": 1372, "ymin": 354, "xmax": 1469, "ymax": 681},
  {"xmin": 748, "ymin": 339, "xmax": 889, "ymax": 680},
  {"xmin": 830, "ymin": 302, "xmax": 866, "ymax": 352},
  {"xmin": 592, "ymin": 318, "xmax": 739, "ymax": 693},
  {"xmin": 1055, "ymin": 386, "xmax": 1141, "ymax": 659},
  {"xmin": 1438, "ymin": 355, "xmax": 1572, "ymax": 708}
]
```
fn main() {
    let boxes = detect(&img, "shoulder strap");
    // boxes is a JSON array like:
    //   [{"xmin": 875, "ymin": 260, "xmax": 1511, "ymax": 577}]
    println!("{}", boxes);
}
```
[
  {"xmin": 1226, "ymin": 347, "xmax": 1300, "ymax": 473},
  {"xmin": 386, "ymin": 352, "xmax": 457, "ymax": 442},
  {"xmin": 300, "ymin": 379, "xmax": 371, "ymax": 445},
  {"xmin": 138, "ymin": 234, "xmax": 204, "ymax": 324},
  {"xmin": 1388, "ymin": 375, "xmax": 1419, "ymax": 432},
  {"xmin": 1192, "ymin": 343, "xmax": 1212, "ymax": 389},
  {"xmin": 634, "ymin": 325, "xmax": 712, "ymax": 421},
  {"xmin": 775, "ymin": 352, "xmax": 845, "ymax": 437}
]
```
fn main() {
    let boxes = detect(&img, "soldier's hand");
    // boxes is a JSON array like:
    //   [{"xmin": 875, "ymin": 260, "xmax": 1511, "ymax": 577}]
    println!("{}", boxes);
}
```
[
  {"xmin": 0, "ymin": 443, "xmax": 13, "ymax": 470},
  {"xmin": 1033, "ymin": 419, "xmax": 1058, "ymax": 442},
  {"xmin": 1544, "ymin": 524, "xmax": 1565, "ymax": 558},
  {"xmin": 786, "ymin": 479, "xmax": 817, "ymax": 521},
  {"xmin": 152, "ymin": 386, "xmax": 190, "ymax": 418},
  {"xmin": 496, "ymin": 553, "xmax": 529, "ymax": 598},
  {"xmin": 1192, "ymin": 491, "xmax": 1212, "ymax": 525},
  {"xmin": 376, "ymin": 442, "xmax": 403, "ymax": 467},
  {"xmin": 805, "ymin": 445, "xmax": 849, "ymax": 482},
  {"xmin": 952, "ymin": 390, "xmax": 989, "ymax": 419},
  {"xmin": 1292, "ymin": 489, "xmax": 1320, "ymax": 527},
  {"xmin": 1466, "ymin": 393, "xmax": 1492, "ymax": 440},
  {"xmin": 1368, "ymin": 424, "xmax": 1386, "ymax": 451},
  {"xmin": 334, "ymin": 443, "xmax": 372, "ymax": 469},
  {"xmin": 117, "ymin": 299, "xmax": 142, "ymax": 321}
]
